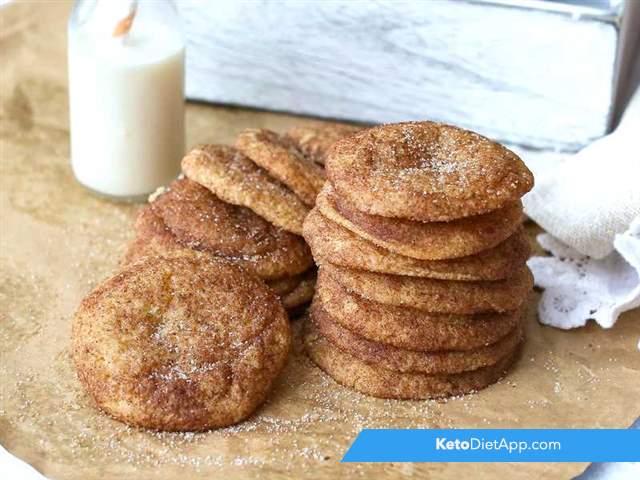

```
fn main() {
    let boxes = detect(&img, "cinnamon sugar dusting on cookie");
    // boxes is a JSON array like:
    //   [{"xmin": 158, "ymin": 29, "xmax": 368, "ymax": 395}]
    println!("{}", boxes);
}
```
[
  {"xmin": 182, "ymin": 144, "xmax": 309, "ymax": 234},
  {"xmin": 0, "ymin": 321, "xmax": 454, "ymax": 469},
  {"xmin": 127, "ymin": 178, "xmax": 312, "ymax": 278},
  {"xmin": 383, "ymin": 125, "xmax": 481, "ymax": 192},
  {"xmin": 2, "ymin": 312, "xmax": 612, "ymax": 472},
  {"xmin": 327, "ymin": 121, "xmax": 533, "ymax": 221}
]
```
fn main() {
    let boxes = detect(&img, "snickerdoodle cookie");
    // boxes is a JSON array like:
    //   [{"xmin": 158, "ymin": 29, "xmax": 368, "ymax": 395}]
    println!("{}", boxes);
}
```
[
  {"xmin": 311, "ymin": 303, "xmax": 522, "ymax": 374},
  {"xmin": 267, "ymin": 272, "xmax": 306, "ymax": 296},
  {"xmin": 182, "ymin": 144, "xmax": 309, "ymax": 235},
  {"xmin": 326, "ymin": 121, "xmax": 533, "ymax": 221},
  {"xmin": 121, "ymin": 205, "xmax": 189, "ymax": 267},
  {"xmin": 152, "ymin": 178, "xmax": 311, "ymax": 264},
  {"xmin": 316, "ymin": 273, "xmax": 520, "ymax": 351},
  {"xmin": 236, "ymin": 128, "xmax": 325, "ymax": 206},
  {"xmin": 303, "ymin": 208, "xmax": 530, "ymax": 280},
  {"xmin": 280, "ymin": 270, "xmax": 316, "ymax": 311},
  {"xmin": 320, "ymin": 264, "xmax": 533, "ymax": 314},
  {"xmin": 285, "ymin": 123, "xmax": 362, "ymax": 165},
  {"xmin": 316, "ymin": 185, "xmax": 523, "ymax": 260},
  {"xmin": 123, "ymin": 203, "xmax": 312, "ymax": 281},
  {"xmin": 305, "ymin": 321, "xmax": 520, "ymax": 400},
  {"xmin": 72, "ymin": 254, "xmax": 291, "ymax": 431}
]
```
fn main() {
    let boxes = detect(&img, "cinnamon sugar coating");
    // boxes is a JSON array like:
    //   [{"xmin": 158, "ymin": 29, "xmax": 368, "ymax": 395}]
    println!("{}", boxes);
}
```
[
  {"xmin": 267, "ymin": 272, "xmax": 306, "ymax": 296},
  {"xmin": 285, "ymin": 123, "xmax": 362, "ymax": 166},
  {"xmin": 72, "ymin": 254, "xmax": 291, "ymax": 431},
  {"xmin": 320, "ymin": 264, "xmax": 533, "ymax": 314},
  {"xmin": 122, "ymin": 204, "xmax": 312, "ymax": 280},
  {"xmin": 326, "ymin": 121, "xmax": 533, "ymax": 221},
  {"xmin": 236, "ymin": 128, "xmax": 325, "ymax": 206},
  {"xmin": 311, "ymin": 302, "xmax": 522, "ymax": 374},
  {"xmin": 121, "ymin": 205, "xmax": 190, "ymax": 268},
  {"xmin": 182, "ymin": 144, "xmax": 309, "ymax": 235},
  {"xmin": 280, "ymin": 270, "xmax": 316, "ymax": 311},
  {"xmin": 316, "ymin": 184, "xmax": 524, "ymax": 260},
  {"xmin": 152, "ymin": 178, "xmax": 304, "ymax": 257},
  {"xmin": 304, "ymin": 320, "xmax": 520, "ymax": 400},
  {"xmin": 315, "ymin": 273, "xmax": 520, "ymax": 351},
  {"xmin": 304, "ymin": 208, "xmax": 530, "ymax": 280}
]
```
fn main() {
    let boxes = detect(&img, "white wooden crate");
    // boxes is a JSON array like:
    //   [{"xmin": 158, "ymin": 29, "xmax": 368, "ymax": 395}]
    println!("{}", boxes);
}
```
[{"xmin": 179, "ymin": 0, "xmax": 637, "ymax": 152}]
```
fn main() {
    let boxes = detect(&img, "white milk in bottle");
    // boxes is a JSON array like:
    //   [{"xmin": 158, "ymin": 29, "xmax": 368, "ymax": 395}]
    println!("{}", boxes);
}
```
[{"xmin": 68, "ymin": 0, "xmax": 185, "ymax": 200}]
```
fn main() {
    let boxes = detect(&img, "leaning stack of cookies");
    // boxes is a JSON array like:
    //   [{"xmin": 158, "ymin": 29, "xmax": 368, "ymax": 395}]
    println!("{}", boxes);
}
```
[
  {"xmin": 303, "ymin": 121, "xmax": 535, "ymax": 399},
  {"xmin": 72, "ymin": 123, "xmax": 361, "ymax": 432},
  {"xmin": 122, "ymin": 123, "xmax": 359, "ymax": 314}
]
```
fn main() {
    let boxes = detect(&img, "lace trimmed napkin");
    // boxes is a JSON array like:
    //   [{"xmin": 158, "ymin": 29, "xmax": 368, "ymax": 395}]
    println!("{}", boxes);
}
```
[
  {"xmin": 527, "ymin": 220, "xmax": 640, "ymax": 332},
  {"xmin": 523, "ymin": 89, "xmax": 640, "ymax": 335}
]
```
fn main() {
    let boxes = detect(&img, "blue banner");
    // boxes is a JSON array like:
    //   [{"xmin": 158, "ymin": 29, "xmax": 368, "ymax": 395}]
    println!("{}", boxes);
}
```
[{"xmin": 342, "ymin": 429, "xmax": 640, "ymax": 462}]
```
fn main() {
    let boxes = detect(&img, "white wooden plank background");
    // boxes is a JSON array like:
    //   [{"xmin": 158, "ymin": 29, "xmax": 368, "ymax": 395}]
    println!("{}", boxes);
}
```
[{"xmin": 179, "ymin": 0, "xmax": 619, "ymax": 151}]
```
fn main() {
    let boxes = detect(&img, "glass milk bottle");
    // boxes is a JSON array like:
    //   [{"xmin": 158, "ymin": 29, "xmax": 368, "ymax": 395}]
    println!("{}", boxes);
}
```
[{"xmin": 68, "ymin": 0, "xmax": 185, "ymax": 201}]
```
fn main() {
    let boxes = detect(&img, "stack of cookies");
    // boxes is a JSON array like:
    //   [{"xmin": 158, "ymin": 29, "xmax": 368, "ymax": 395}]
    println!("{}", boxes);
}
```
[
  {"xmin": 123, "ymin": 123, "xmax": 358, "ymax": 314},
  {"xmin": 303, "ymin": 121, "xmax": 535, "ymax": 399},
  {"xmin": 75, "ymin": 123, "xmax": 363, "ymax": 431}
]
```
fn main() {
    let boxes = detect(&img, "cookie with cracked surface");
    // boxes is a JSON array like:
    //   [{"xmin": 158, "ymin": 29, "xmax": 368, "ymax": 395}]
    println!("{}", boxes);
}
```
[
  {"xmin": 316, "ymin": 184, "xmax": 523, "ymax": 260},
  {"xmin": 123, "ymin": 204, "xmax": 312, "ymax": 280},
  {"xmin": 320, "ymin": 264, "xmax": 533, "ymax": 314},
  {"xmin": 315, "ymin": 273, "xmax": 520, "ymax": 351},
  {"xmin": 182, "ymin": 144, "xmax": 309, "ymax": 235},
  {"xmin": 311, "ymin": 302, "xmax": 522, "ymax": 374},
  {"xmin": 303, "ymin": 207, "xmax": 529, "ymax": 280},
  {"xmin": 304, "ymin": 321, "xmax": 520, "ymax": 400},
  {"xmin": 326, "ymin": 121, "xmax": 533, "ymax": 221},
  {"xmin": 149, "ymin": 177, "xmax": 312, "ymax": 278},
  {"xmin": 285, "ymin": 123, "xmax": 362, "ymax": 166},
  {"xmin": 72, "ymin": 253, "xmax": 291, "ymax": 431},
  {"xmin": 236, "ymin": 128, "xmax": 326, "ymax": 206}
]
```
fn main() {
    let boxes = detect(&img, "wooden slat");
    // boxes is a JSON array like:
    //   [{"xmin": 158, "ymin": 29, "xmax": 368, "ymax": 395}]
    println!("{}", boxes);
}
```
[{"xmin": 179, "ymin": 0, "xmax": 618, "ymax": 151}]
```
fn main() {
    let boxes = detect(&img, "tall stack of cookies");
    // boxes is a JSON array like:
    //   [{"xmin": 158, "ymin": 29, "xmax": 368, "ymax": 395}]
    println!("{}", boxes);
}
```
[
  {"xmin": 122, "ymin": 123, "xmax": 358, "ymax": 314},
  {"xmin": 303, "ymin": 121, "xmax": 534, "ymax": 399}
]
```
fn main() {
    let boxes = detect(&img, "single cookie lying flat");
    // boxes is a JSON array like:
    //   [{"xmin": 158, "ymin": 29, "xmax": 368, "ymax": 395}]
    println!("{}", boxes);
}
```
[
  {"xmin": 320, "ymin": 264, "xmax": 533, "ymax": 314},
  {"xmin": 311, "ymin": 303, "xmax": 522, "ymax": 374},
  {"xmin": 316, "ymin": 184, "xmax": 523, "ymax": 260},
  {"xmin": 305, "ymin": 321, "xmax": 520, "ymax": 400},
  {"xmin": 326, "ymin": 121, "xmax": 533, "ymax": 221},
  {"xmin": 285, "ymin": 123, "xmax": 362, "ymax": 165},
  {"xmin": 316, "ymin": 273, "xmax": 520, "ymax": 351},
  {"xmin": 303, "ymin": 208, "xmax": 530, "ymax": 280},
  {"xmin": 236, "ymin": 128, "xmax": 326, "ymax": 206},
  {"xmin": 123, "ymin": 205, "xmax": 312, "ymax": 280},
  {"xmin": 182, "ymin": 144, "xmax": 309, "ymax": 235},
  {"xmin": 72, "ymin": 254, "xmax": 291, "ymax": 431}
]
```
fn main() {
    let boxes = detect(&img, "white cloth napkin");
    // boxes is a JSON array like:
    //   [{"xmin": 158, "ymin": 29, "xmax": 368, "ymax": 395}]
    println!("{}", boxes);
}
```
[
  {"xmin": 527, "ymin": 220, "xmax": 640, "ymax": 331},
  {"xmin": 523, "ymin": 89, "xmax": 640, "ymax": 332}
]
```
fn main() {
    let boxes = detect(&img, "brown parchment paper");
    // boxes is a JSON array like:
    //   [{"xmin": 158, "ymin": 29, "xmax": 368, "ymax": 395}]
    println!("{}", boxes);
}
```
[{"xmin": 1, "ymin": 2, "xmax": 639, "ymax": 479}]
